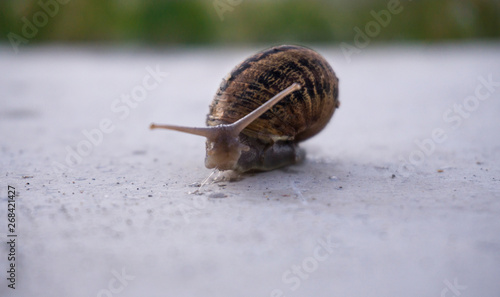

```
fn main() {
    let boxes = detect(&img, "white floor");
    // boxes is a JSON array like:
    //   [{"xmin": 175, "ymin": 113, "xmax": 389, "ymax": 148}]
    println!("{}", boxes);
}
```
[{"xmin": 1, "ymin": 42, "xmax": 499, "ymax": 297}]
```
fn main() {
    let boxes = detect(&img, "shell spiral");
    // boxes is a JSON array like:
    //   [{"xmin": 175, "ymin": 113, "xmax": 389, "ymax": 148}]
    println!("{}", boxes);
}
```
[{"xmin": 207, "ymin": 45, "xmax": 339, "ymax": 143}]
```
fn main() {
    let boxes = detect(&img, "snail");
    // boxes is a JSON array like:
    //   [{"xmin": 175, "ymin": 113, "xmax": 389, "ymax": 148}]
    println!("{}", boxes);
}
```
[{"xmin": 150, "ymin": 45, "xmax": 340, "ymax": 173}]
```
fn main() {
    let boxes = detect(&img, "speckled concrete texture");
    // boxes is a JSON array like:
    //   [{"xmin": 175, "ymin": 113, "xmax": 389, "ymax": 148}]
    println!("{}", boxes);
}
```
[{"xmin": 1, "ymin": 43, "xmax": 499, "ymax": 297}]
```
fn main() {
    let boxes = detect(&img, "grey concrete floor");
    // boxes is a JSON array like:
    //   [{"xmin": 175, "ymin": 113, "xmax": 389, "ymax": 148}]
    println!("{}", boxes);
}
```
[{"xmin": 1, "ymin": 42, "xmax": 499, "ymax": 297}]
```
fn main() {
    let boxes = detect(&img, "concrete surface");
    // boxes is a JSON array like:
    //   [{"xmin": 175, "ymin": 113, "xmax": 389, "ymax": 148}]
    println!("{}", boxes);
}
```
[{"xmin": 1, "ymin": 42, "xmax": 499, "ymax": 297}]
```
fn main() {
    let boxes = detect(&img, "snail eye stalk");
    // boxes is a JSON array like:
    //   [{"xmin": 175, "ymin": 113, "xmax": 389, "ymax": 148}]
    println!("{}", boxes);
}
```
[{"xmin": 150, "ymin": 83, "xmax": 301, "ymax": 140}]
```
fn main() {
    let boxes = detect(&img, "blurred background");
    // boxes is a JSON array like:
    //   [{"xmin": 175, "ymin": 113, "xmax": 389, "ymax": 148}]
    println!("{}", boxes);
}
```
[{"xmin": 1, "ymin": 0, "xmax": 499, "ymax": 46}]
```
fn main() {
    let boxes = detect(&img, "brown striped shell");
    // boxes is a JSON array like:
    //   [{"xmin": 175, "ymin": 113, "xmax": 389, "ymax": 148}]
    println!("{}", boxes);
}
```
[
  {"xmin": 207, "ymin": 45, "xmax": 340, "ymax": 143},
  {"xmin": 150, "ymin": 45, "xmax": 340, "ymax": 172}
]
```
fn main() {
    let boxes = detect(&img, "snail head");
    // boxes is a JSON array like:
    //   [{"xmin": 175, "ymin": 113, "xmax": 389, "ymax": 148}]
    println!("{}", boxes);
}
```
[{"xmin": 150, "ymin": 83, "xmax": 301, "ymax": 171}]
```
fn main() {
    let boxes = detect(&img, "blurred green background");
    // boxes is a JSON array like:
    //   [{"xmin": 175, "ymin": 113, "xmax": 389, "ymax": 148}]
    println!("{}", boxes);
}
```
[{"xmin": 1, "ymin": 0, "xmax": 499, "ymax": 46}]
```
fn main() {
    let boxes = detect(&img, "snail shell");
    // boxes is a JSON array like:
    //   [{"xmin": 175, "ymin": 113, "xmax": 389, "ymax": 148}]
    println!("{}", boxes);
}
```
[{"xmin": 151, "ymin": 45, "xmax": 340, "ymax": 172}]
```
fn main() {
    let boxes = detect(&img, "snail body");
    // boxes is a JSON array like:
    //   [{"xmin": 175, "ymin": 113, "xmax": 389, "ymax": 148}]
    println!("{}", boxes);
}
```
[{"xmin": 151, "ymin": 45, "xmax": 340, "ymax": 172}]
